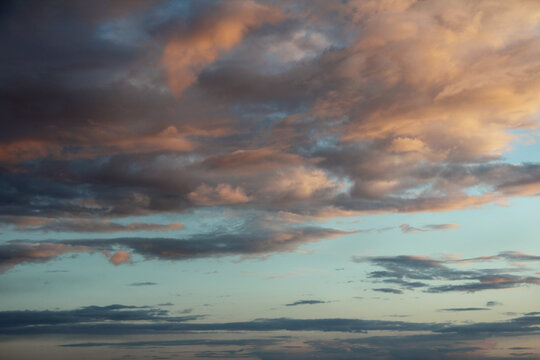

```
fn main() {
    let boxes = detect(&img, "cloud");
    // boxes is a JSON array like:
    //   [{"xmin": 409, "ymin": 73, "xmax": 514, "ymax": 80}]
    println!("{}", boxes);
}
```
[
  {"xmin": 1, "ymin": 0, "xmax": 540, "ymax": 278},
  {"xmin": 161, "ymin": 0, "xmax": 283, "ymax": 95},
  {"xmin": 0, "ymin": 304, "xmax": 200, "ymax": 329},
  {"xmin": 373, "ymin": 288, "xmax": 403, "ymax": 294},
  {"xmin": 129, "ymin": 282, "xmax": 157, "ymax": 286},
  {"xmin": 107, "ymin": 250, "xmax": 132, "ymax": 266},
  {"xmin": 188, "ymin": 183, "xmax": 251, "ymax": 205},
  {"xmin": 400, "ymin": 223, "xmax": 460, "ymax": 233},
  {"xmin": 0, "ymin": 225, "xmax": 354, "ymax": 273},
  {"xmin": 0, "ymin": 243, "xmax": 90, "ymax": 273},
  {"xmin": 2, "ymin": 303, "xmax": 539, "ymax": 360},
  {"xmin": 0, "ymin": 217, "xmax": 184, "ymax": 233},
  {"xmin": 61, "ymin": 338, "xmax": 284, "ymax": 348},
  {"xmin": 2, "ymin": 0, "xmax": 540, "ymax": 225},
  {"xmin": 0, "ymin": 311, "xmax": 444, "ymax": 335},
  {"xmin": 354, "ymin": 251, "xmax": 540, "ymax": 293},
  {"xmin": 2, "ymin": 304, "xmax": 539, "ymax": 339},
  {"xmin": 285, "ymin": 300, "xmax": 326, "ymax": 306},
  {"xmin": 438, "ymin": 308, "xmax": 489, "ymax": 312},
  {"xmin": 486, "ymin": 301, "xmax": 503, "ymax": 307}
]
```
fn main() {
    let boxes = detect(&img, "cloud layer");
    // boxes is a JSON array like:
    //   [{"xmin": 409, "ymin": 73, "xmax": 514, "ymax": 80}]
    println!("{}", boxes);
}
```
[
  {"xmin": 1, "ymin": 304, "xmax": 539, "ymax": 359},
  {"xmin": 1, "ymin": 0, "xmax": 540, "ymax": 271},
  {"xmin": 354, "ymin": 251, "xmax": 540, "ymax": 294}
]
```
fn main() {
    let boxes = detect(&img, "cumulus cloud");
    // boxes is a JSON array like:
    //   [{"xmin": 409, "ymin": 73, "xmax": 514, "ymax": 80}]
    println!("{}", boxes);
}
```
[
  {"xmin": 161, "ymin": 0, "xmax": 283, "ymax": 95},
  {"xmin": 2, "ymin": 0, "xmax": 540, "ymax": 271},
  {"xmin": 103, "ymin": 250, "xmax": 132, "ymax": 266}
]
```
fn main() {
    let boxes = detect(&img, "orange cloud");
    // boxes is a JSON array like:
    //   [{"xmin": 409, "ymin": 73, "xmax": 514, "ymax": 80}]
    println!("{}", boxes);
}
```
[
  {"xmin": 315, "ymin": 0, "xmax": 540, "ymax": 163},
  {"xmin": 0, "ymin": 140, "xmax": 62, "ymax": 163},
  {"xmin": 0, "ymin": 243, "xmax": 90, "ymax": 273},
  {"xmin": 108, "ymin": 250, "xmax": 132, "ymax": 266},
  {"xmin": 162, "ymin": 0, "xmax": 283, "ymax": 96},
  {"xmin": 189, "ymin": 183, "xmax": 251, "ymax": 205}
]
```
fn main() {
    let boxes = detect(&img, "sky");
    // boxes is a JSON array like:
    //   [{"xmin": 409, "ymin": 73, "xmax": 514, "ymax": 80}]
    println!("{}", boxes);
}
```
[{"xmin": 1, "ymin": 0, "xmax": 540, "ymax": 359}]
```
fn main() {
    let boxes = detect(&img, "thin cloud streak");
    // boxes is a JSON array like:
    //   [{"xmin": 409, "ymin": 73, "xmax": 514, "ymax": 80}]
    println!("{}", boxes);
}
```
[{"xmin": 0, "ymin": 226, "xmax": 355, "ymax": 273}]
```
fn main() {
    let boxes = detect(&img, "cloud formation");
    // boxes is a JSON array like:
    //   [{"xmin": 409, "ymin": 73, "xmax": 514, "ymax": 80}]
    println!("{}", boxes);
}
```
[
  {"xmin": 1, "ymin": 0, "xmax": 540, "ymax": 274},
  {"xmin": 400, "ymin": 223, "xmax": 460, "ymax": 234},
  {"xmin": 2, "ymin": 303, "xmax": 538, "ymax": 359},
  {"xmin": 354, "ymin": 252, "xmax": 540, "ymax": 294},
  {"xmin": 0, "ymin": 217, "xmax": 184, "ymax": 233},
  {"xmin": 162, "ymin": 0, "xmax": 283, "ymax": 95},
  {"xmin": 285, "ymin": 300, "xmax": 326, "ymax": 306},
  {"xmin": 0, "ymin": 225, "xmax": 354, "ymax": 272},
  {"xmin": 0, "ymin": 305, "xmax": 445, "ymax": 335}
]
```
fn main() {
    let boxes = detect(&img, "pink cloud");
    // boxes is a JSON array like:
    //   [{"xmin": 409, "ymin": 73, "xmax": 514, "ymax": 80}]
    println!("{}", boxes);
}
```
[
  {"xmin": 107, "ymin": 250, "xmax": 133, "ymax": 266},
  {"xmin": 189, "ymin": 183, "xmax": 251, "ymax": 205},
  {"xmin": 162, "ymin": 0, "xmax": 283, "ymax": 96}
]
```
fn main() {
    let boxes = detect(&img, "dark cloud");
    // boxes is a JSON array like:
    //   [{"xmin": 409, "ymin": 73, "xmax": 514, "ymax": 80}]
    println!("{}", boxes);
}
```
[
  {"xmin": 373, "ymin": 288, "xmax": 403, "ymax": 294},
  {"xmin": 285, "ymin": 300, "xmax": 326, "ymax": 306},
  {"xmin": 0, "ymin": 304, "xmax": 200, "ymax": 329},
  {"xmin": 0, "ymin": 217, "xmax": 184, "ymax": 233},
  {"xmin": 61, "ymin": 338, "xmax": 284, "ymax": 348},
  {"xmin": 354, "ymin": 252, "xmax": 540, "ymax": 294},
  {"xmin": 0, "ymin": 313, "xmax": 444, "ymax": 336},
  {"xmin": 2, "ymin": 304, "xmax": 539, "ymax": 359},
  {"xmin": 0, "ymin": 0, "xmax": 540, "ymax": 251},
  {"xmin": 0, "ymin": 226, "xmax": 354, "ymax": 272},
  {"xmin": 129, "ymin": 282, "xmax": 157, "ymax": 286}
]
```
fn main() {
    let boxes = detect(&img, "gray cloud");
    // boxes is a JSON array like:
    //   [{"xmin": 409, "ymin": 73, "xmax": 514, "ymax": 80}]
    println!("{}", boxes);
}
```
[
  {"xmin": 354, "ymin": 252, "xmax": 540, "ymax": 294},
  {"xmin": 61, "ymin": 338, "xmax": 285, "ymax": 348},
  {"xmin": 1, "ymin": 305, "xmax": 539, "ymax": 360},
  {"xmin": 0, "ymin": 304, "xmax": 200, "ymax": 329},
  {"xmin": 285, "ymin": 300, "xmax": 326, "ymax": 306},
  {"xmin": 373, "ymin": 288, "xmax": 403, "ymax": 294},
  {"xmin": 129, "ymin": 282, "xmax": 157, "ymax": 286},
  {"xmin": 0, "ymin": 0, "xmax": 540, "ymax": 243}
]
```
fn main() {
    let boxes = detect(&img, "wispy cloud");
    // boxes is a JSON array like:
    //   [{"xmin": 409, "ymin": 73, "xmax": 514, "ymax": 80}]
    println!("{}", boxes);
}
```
[
  {"xmin": 0, "ymin": 217, "xmax": 184, "ymax": 234},
  {"xmin": 373, "ymin": 288, "xmax": 403, "ymax": 295},
  {"xmin": 354, "ymin": 252, "xmax": 540, "ymax": 294},
  {"xmin": 438, "ymin": 308, "xmax": 489, "ymax": 312},
  {"xmin": 400, "ymin": 223, "xmax": 460, "ymax": 234},
  {"xmin": 0, "ymin": 225, "xmax": 355, "ymax": 273},
  {"xmin": 285, "ymin": 300, "xmax": 326, "ymax": 306},
  {"xmin": 129, "ymin": 282, "xmax": 157, "ymax": 286}
]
